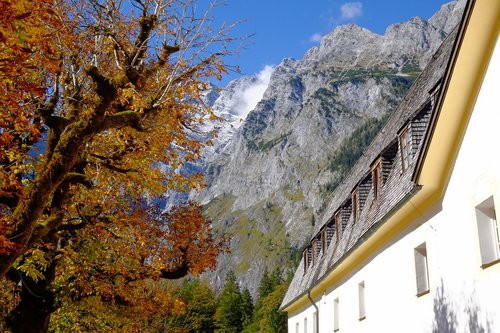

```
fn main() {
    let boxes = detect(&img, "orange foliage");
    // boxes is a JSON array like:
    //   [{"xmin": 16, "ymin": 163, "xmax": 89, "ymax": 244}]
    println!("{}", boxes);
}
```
[
  {"xmin": 0, "ymin": 0, "xmax": 237, "ymax": 275},
  {"xmin": 0, "ymin": 0, "xmax": 238, "ymax": 329},
  {"xmin": 0, "ymin": 0, "xmax": 64, "ymax": 255},
  {"xmin": 48, "ymin": 200, "xmax": 227, "ymax": 331}
]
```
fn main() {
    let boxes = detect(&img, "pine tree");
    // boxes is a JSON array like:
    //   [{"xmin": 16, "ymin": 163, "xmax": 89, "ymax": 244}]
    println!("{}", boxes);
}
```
[
  {"xmin": 242, "ymin": 267, "xmax": 288, "ymax": 333},
  {"xmin": 257, "ymin": 268, "xmax": 272, "ymax": 301},
  {"xmin": 258, "ymin": 267, "xmax": 283, "ymax": 301},
  {"xmin": 240, "ymin": 288, "xmax": 254, "ymax": 328},
  {"xmin": 215, "ymin": 271, "xmax": 243, "ymax": 333}
]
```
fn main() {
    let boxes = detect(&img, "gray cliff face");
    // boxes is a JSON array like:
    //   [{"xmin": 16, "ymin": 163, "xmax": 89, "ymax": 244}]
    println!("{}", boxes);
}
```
[{"xmin": 198, "ymin": 0, "xmax": 465, "ymax": 294}]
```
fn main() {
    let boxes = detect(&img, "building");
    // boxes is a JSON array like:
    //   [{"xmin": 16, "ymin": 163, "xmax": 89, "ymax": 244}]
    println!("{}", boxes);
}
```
[{"xmin": 280, "ymin": 0, "xmax": 500, "ymax": 332}]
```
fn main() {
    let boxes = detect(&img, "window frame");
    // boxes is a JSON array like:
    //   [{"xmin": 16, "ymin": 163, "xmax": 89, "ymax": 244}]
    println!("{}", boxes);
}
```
[
  {"xmin": 399, "ymin": 127, "xmax": 410, "ymax": 171},
  {"xmin": 312, "ymin": 311, "xmax": 318, "ymax": 333},
  {"xmin": 371, "ymin": 158, "xmax": 382, "ymax": 201},
  {"xmin": 352, "ymin": 190, "xmax": 359, "ymax": 222},
  {"xmin": 312, "ymin": 239, "xmax": 318, "ymax": 265},
  {"xmin": 475, "ymin": 196, "xmax": 500, "ymax": 268},
  {"xmin": 358, "ymin": 281, "xmax": 366, "ymax": 320},
  {"xmin": 334, "ymin": 297, "xmax": 340, "ymax": 332},
  {"xmin": 335, "ymin": 211, "xmax": 342, "ymax": 241},
  {"xmin": 321, "ymin": 227, "xmax": 327, "ymax": 256},
  {"xmin": 303, "ymin": 248, "xmax": 309, "ymax": 273},
  {"xmin": 414, "ymin": 242, "xmax": 430, "ymax": 296}
]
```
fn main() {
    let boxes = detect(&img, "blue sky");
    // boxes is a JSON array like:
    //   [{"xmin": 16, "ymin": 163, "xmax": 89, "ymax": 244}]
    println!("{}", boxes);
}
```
[{"xmin": 210, "ymin": 0, "xmax": 451, "ymax": 85}]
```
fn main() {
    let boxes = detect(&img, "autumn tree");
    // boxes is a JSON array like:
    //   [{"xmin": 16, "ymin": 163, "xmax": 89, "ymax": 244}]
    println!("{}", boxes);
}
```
[
  {"xmin": 4, "ymin": 200, "xmax": 227, "ymax": 332},
  {"xmin": 0, "ymin": 0, "xmax": 239, "ymax": 331},
  {"xmin": 0, "ymin": 0, "xmax": 237, "ymax": 274},
  {"xmin": 48, "ymin": 201, "xmax": 226, "ymax": 332},
  {"xmin": 0, "ymin": 0, "xmax": 64, "ymax": 255}
]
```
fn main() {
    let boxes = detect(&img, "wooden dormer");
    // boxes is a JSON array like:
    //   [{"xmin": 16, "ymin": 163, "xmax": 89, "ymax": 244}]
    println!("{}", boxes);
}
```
[
  {"xmin": 399, "ymin": 126, "xmax": 410, "ymax": 172},
  {"xmin": 352, "ymin": 190, "xmax": 359, "ymax": 222},
  {"xmin": 371, "ymin": 157, "xmax": 382, "ymax": 201}
]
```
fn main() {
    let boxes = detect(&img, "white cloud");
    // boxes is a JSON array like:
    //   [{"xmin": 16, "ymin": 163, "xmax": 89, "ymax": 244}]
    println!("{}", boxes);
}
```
[
  {"xmin": 340, "ymin": 2, "xmax": 363, "ymax": 20},
  {"xmin": 309, "ymin": 33, "xmax": 324, "ymax": 43},
  {"xmin": 233, "ymin": 65, "xmax": 274, "ymax": 118}
]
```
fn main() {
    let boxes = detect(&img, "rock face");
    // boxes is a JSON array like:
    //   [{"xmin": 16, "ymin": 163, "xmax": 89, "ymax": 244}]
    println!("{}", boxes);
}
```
[{"xmin": 195, "ymin": 0, "xmax": 466, "ymax": 293}]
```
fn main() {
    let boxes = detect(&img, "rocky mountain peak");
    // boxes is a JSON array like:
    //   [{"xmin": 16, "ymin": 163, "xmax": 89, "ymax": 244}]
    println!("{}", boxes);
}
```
[
  {"xmin": 429, "ymin": 0, "xmax": 466, "ymax": 33},
  {"xmin": 194, "ymin": 0, "xmax": 466, "ymax": 295}
]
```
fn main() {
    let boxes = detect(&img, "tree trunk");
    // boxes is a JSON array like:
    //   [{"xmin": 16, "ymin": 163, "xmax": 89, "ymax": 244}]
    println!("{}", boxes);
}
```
[
  {"xmin": 7, "ymin": 262, "xmax": 57, "ymax": 333},
  {"xmin": 7, "ymin": 287, "xmax": 54, "ymax": 333},
  {"xmin": 0, "ymin": 116, "xmax": 106, "ymax": 277}
]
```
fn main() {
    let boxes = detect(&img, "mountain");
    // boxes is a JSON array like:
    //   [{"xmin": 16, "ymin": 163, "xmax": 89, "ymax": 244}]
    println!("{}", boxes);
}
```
[{"xmin": 195, "ymin": 0, "xmax": 466, "ymax": 293}]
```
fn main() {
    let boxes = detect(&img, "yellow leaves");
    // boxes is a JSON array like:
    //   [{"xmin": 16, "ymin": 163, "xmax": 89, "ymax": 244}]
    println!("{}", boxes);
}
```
[
  {"xmin": 17, "ymin": 248, "xmax": 50, "ymax": 282},
  {"xmin": 1, "ymin": 0, "xmax": 237, "ymax": 326},
  {"xmin": 117, "ymin": 84, "xmax": 149, "ymax": 113}
]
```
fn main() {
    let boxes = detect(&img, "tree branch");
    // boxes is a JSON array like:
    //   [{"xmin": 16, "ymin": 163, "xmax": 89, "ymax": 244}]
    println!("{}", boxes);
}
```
[
  {"xmin": 100, "ymin": 110, "xmax": 145, "ymax": 132},
  {"xmin": 99, "ymin": 162, "xmax": 139, "ymax": 174},
  {"xmin": 64, "ymin": 172, "xmax": 93, "ymax": 189},
  {"xmin": 86, "ymin": 66, "xmax": 117, "ymax": 101},
  {"xmin": 55, "ymin": 221, "xmax": 87, "ymax": 232},
  {"xmin": 126, "ymin": 13, "xmax": 158, "ymax": 85}
]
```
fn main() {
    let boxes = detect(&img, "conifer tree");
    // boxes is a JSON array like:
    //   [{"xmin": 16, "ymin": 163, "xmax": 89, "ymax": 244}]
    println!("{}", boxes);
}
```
[
  {"xmin": 240, "ymin": 288, "xmax": 254, "ymax": 328},
  {"xmin": 258, "ymin": 267, "xmax": 283, "ymax": 301},
  {"xmin": 244, "ymin": 267, "xmax": 288, "ymax": 333},
  {"xmin": 257, "ymin": 268, "xmax": 272, "ymax": 301},
  {"xmin": 215, "ymin": 271, "xmax": 243, "ymax": 333}
]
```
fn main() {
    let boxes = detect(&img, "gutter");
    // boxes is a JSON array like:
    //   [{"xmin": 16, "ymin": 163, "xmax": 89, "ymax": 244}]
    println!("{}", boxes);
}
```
[{"xmin": 307, "ymin": 290, "xmax": 319, "ymax": 332}]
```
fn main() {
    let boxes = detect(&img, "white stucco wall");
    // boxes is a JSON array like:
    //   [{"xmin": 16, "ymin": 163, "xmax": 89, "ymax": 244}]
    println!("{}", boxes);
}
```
[{"xmin": 288, "ymin": 38, "xmax": 499, "ymax": 333}]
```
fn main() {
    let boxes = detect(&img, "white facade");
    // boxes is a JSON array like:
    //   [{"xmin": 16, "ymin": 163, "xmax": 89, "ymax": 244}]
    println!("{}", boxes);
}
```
[{"xmin": 287, "ymin": 20, "xmax": 500, "ymax": 333}]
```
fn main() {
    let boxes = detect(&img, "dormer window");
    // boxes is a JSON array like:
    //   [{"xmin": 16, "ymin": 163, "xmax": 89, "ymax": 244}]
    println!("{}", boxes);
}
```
[
  {"xmin": 321, "ymin": 228, "xmax": 327, "ymax": 255},
  {"xmin": 326, "ymin": 221, "xmax": 335, "ymax": 246},
  {"xmin": 312, "ymin": 239, "xmax": 318, "ymax": 264},
  {"xmin": 335, "ymin": 211, "xmax": 342, "ymax": 240},
  {"xmin": 371, "ymin": 158, "xmax": 382, "ymax": 200},
  {"xmin": 303, "ymin": 249, "xmax": 309, "ymax": 272},
  {"xmin": 399, "ymin": 127, "xmax": 410, "ymax": 171},
  {"xmin": 352, "ymin": 190, "xmax": 359, "ymax": 222}
]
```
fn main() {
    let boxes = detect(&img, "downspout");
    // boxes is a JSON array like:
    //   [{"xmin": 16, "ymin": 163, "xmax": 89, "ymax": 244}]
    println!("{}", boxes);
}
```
[{"xmin": 307, "ymin": 289, "xmax": 319, "ymax": 332}]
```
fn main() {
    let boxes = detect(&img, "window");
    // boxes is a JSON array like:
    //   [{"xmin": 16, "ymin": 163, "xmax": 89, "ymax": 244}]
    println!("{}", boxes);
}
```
[
  {"xmin": 399, "ymin": 127, "xmax": 410, "ymax": 171},
  {"xmin": 476, "ymin": 196, "xmax": 500, "ymax": 267},
  {"xmin": 358, "ymin": 281, "xmax": 366, "ymax": 320},
  {"xmin": 313, "ymin": 312, "xmax": 318, "ymax": 333},
  {"xmin": 371, "ymin": 158, "xmax": 382, "ymax": 200},
  {"xmin": 352, "ymin": 190, "xmax": 359, "ymax": 222},
  {"xmin": 304, "ymin": 317, "xmax": 307, "ymax": 333},
  {"xmin": 296, "ymin": 322, "xmax": 299, "ymax": 333},
  {"xmin": 334, "ymin": 298, "xmax": 340, "ymax": 332},
  {"xmin": 414, "ymin": 243, "xmax": 430, "ymax": 296}
]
